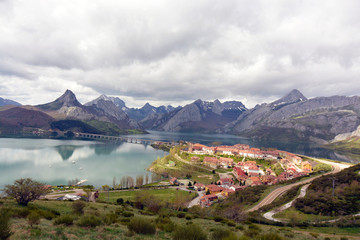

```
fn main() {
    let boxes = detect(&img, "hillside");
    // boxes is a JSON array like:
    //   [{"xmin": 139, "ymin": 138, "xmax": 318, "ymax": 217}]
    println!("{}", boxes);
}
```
[
  {"xmin": 224, "ymin": 89, "xmax": 360, "ymax": 143},
  {"xmin": 0, "ymin": 107, "xmax": 54, "ymax": 136}
]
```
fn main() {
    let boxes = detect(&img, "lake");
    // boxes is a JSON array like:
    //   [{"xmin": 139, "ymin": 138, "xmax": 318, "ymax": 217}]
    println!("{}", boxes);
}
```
[
  {"xmin": 128, "ymin": 131, "xmax": 358, "ymax": 163},
  {"xmin": 0, "ymin": 131, "xmax": 357, "ymax": 189},
  {"xmin": 0, "ymin": 138, "xmax": 166, "ymax": 189}
]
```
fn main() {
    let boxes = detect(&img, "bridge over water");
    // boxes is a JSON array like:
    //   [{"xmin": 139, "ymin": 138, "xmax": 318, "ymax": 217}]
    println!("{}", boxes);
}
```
[{"xmin": 75, "ymin": 132, "xmax": 178, "ymax": 146}]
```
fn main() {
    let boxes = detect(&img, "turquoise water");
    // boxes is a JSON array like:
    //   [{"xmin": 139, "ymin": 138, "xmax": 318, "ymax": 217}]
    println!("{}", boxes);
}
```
[
  {"xmin": 0, "ymin": 131, "xmax": 357, "ymax": 189},
  {"xmin": 0, "ymin": 138, "xmax": 166, "ymax": 189}
]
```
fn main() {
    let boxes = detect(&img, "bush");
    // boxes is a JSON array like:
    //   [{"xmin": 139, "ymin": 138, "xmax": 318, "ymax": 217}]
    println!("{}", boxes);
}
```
[
  {"xmin": 186, "ymin": 215, "xmax": 192, "ymax": 220},
  {"xmin": 54, "ymin": 215, "xmax": 75, "ymax": 226},
  {"xmin": 213, "ymin": 216, "xmax": 224, "ymax": 222},
  {"xmin": 227, "ymin": 221, "xmax": 236, "ymax": 227},
  {"xmin": 28, "ymin": 211, "xmax": 41, "ymax": 227},
  {"xmin": 116, "ymin": 198, "xmax": 124, "ymax": 205},
  {"xmin": 210, "ymin": 227, "xmax": 235, "ymax": 240},
  {"xmin": 127, "ymin": 217, "xmax": 156, "ymax": 235},
  {"xmin": 0, "ymin": 208, "xmax": 12, "ymax": 240},
  {"xmin": 72, "ymin": 201, "xmax": 86, "ymax": 215},
  {"xmin": 173, "ymin": 224, "xmax": 207, "ymax": 240},
  {"xmin": 122, "ymin": 211, "xmax": 134, "ymax": 217},
  {"xmin": 177, "ymin": 212, "xmax": 186, "ymax": 218},
  {"xmin": 103, "ymin": 213, "xmax": 118, "ymax": 225},
  {"xmin": 12, "ymin": 208, "xmax": 30, "ymax": 218},
  {"xmin": 156, "ymin": 215, "xmax": 175, "ymax": 233},
  {"xmin": 77, "ymin": 215, "xmax": 102, "ymax": 227}
]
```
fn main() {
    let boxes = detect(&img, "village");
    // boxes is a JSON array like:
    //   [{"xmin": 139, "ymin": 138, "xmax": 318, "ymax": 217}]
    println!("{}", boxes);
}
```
[{"xmin": 167, "ymin": 142, "xmax": 315, "ymax": 207}]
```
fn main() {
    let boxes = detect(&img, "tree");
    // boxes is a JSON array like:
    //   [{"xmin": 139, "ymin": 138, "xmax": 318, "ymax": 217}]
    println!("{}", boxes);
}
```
[{"xmin": 4, "ymin": 178, "xmax": 49, "ymax": 206}]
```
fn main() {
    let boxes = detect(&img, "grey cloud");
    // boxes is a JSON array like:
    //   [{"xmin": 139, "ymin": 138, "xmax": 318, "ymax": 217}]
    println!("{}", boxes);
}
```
[{"xmin": 1, "ymin": 0, "xmax": 360, "ymax": 108}]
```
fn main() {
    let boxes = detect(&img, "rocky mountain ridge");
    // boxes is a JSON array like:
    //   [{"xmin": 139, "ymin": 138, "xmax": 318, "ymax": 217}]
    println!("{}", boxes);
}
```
[
  {"xmin": 148, "ymin": 99, "xmax": 247, "ymax": 132},
  {"xmin": 224, "ymin": 89, "xmax": 360, "ymax": 142},
  {"xmin": 0, "ymin": 97, "xmax": 22, "ymax": 107}
]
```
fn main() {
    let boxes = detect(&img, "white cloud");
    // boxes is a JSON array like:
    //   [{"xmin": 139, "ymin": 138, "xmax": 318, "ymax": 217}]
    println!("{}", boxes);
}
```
[{"xmin": 1, "ymin": 0, "xmax": 360, "ymax": 108}]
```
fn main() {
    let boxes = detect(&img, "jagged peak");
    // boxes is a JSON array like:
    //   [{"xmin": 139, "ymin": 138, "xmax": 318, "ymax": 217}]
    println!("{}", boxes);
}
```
[{"xmin": 271, "ymin": 89, "xmax": 307, "ymax": 107}]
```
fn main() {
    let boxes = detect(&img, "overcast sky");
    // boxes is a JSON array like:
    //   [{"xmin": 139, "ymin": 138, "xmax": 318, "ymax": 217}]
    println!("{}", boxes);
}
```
[{"xmin": 1, "ymin": 0, "xmax": 360, "ymax": 108}]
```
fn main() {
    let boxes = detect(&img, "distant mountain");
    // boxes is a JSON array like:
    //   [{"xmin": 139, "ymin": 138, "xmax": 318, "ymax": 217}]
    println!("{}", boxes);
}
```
[
  {"xmin": 147, "ymin": 99, "xmax": 247, "ymax": 132},
  {"xmin": 37, "ymin": 90, "xmax": 142, "ymax": 130},
  {"xmin": 85, "ymin": 95, "xmax": 140, "ymax": 129},
  {"xmin": 125, "ymin": 103, "xmax": 176, "ymax": 121},
  {"xmin": 224, "ymin": 89, "xmax": 360, "ymax": 143},
  {"xmin": 0, "ymin": 97, "xmax": 21, "ymax": 106},
  {"xmin": 86, "ymin": 94, "xmax": 126, "ymax": 109}
]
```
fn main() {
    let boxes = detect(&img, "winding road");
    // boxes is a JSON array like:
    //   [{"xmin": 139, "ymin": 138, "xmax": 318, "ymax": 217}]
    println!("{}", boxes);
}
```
[{"xmin": 247, "ymin": 157, "xmax": 350, "ymax": 213}]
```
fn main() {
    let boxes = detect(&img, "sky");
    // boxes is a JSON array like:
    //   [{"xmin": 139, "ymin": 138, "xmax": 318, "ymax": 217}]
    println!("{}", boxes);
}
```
[{"xmin": 0, "ymin": 0, "xmax": 360, "ymax": 108}]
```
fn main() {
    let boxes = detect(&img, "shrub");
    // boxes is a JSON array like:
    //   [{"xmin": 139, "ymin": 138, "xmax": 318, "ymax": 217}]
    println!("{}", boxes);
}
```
[
  {"xmin": 119, "ymin": 217, "xmax": 131, "ymax": 225},
  {"xmin": 103, "ymin": 213, "xmax": 118, "ymax": 225},
  {"xmin": 210, "ymin": 227, "xmax": 236, "ymax": 240},
  {"xmin": 177, "ymin": 212, "xmax": 186, "ymax": 218},
  {"xmin": 28, "ymin": 211, "xmax": 41, "ymax": 227},
  {"xmin": 173, "ymin": 224, "xmax": 207, "ymax": 240},
  {"xmin": 54, "ymin": 215, "xmax": 75, "ymax": 226},
  {"xmin": 156, "ymin": 215, "xmax": 175, "ymax": 233},
  {"xmin": 309, "ymin": 232, "xmax": 319, "ymax": 238},
  {"xmin": 116, "ymin": 198, "xmax": 124, "ymax": 205},
  {"xmin": 213, "ymin": 216, "xmax": 224, "ymax": 222},
  {"xmin": 12, "ymin": 208, "xmax": 30, "ymax": 218},
  {"xmin": 0, "ymin": 208, "xmax": 12, "ymax": 240},
  {"xmin": 227, "ymin": 221, "xmax": 236, "ymax": 227},
  {"xmin": 72, "ymin": 201, "xmax": 86, "ymax": 215},
  {"xmin": 122, "ymin": 211, "xmax": 134, "ymax": 217},
  {"xmin": 127, "ymin": 217, "xmax": 156, "ymax": 235},
  {"xmin": 77, "ymin": 215, "xmax": 102, "ymax": 227},
  {"xmin": 186, "ymin": 215, "xmax": 192, "ymax": 220}
]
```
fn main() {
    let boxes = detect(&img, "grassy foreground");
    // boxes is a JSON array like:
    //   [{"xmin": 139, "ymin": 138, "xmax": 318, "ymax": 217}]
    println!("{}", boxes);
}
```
[
  {"xmin": 98, "ymin": 188, "xmax": 197, "ymax": 203},
  {"xmin": 2, "ymin": 196, "xmax": 360, "ymax": 240}
]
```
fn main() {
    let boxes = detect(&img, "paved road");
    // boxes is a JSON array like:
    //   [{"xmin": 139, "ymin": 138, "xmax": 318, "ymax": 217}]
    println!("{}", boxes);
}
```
[
  {"xmin": 263, "ymin": 184, "xmax": 310, "ymax": 222},
  {"xmin": 247, "ymin": 158, "xmax": 349, "ymax": 212},
  {"xmin": 188, "ymin": 190, "xmax": 205, "ymax": 208}
]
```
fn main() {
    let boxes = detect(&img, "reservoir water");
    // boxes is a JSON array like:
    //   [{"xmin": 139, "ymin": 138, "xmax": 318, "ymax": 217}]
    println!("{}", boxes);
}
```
[{"xmin": 0, "ymin": 131, "xmax": 357, "ymax": 189}]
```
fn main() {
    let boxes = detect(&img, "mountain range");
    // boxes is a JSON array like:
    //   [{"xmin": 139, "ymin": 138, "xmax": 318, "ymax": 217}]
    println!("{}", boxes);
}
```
[{"xmin": 1, "ymin": 89, "xmax": 360, "ymax": 144}]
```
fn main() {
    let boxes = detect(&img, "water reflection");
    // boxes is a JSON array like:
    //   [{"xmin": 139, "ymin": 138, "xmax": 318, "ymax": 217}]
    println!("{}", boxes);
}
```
[
  {"xmin": 55, "ymin": 145, "xmax": 81, "ymax": 160},
  {"xmin": 0, "ymin": 139, "xmax": 166, "ymax": 189}
]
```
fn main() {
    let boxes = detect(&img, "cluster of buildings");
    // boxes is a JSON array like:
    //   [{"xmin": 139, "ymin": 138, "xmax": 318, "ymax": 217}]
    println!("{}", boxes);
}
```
[{"xmin": 184, "ymin": 142, "xmax": 315, "ymax": 207}]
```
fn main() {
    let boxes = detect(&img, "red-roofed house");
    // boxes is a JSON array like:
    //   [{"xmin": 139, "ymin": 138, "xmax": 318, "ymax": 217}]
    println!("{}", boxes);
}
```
[
  {"xmin": 230, "ymin": 185, "xmax": 247, "ymax": 191},
  {"xmin": 203, "ymin": 157, "xmax": 220, "ymax": 168},
  {"xmin": 205, "ymin": 184, "xmax": 224, "ymax": 194},
  {"xmin": 217, "ymin": 178, "xmax": 234, "ymax": 186},
  {"xmin": 194, "ymin": 183, "xmax": 205, "ymax": 191},
  {"xmin": 219, "ymin": 157, "xmax": 234, "ymax": 168},
  {"xmin": 200, "ymin": 194, "xmax": 218, "ymax": 207}
]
